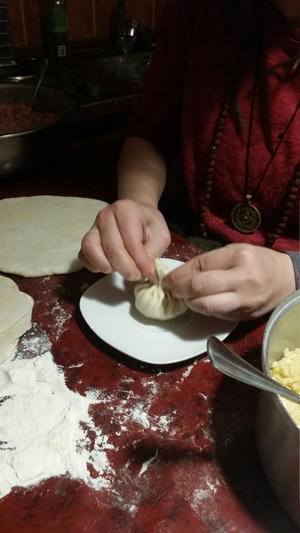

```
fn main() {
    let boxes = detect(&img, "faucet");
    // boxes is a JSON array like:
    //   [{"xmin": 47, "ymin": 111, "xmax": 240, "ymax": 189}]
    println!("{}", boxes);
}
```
[{"xmin": 112, "ymin": 0, "xmax": 138, "ymax": 54}]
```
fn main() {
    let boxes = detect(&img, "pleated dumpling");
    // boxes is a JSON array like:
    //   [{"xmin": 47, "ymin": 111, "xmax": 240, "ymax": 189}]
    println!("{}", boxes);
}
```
[{"xmin": 134, "ymin": 258, "xmax": 187, "ymax": 320}]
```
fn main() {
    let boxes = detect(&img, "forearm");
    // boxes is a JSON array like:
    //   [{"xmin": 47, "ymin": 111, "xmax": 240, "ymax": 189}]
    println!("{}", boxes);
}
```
[{"xmin": 117, "ymin": 137, "xmax": 167, "ymax": 208}]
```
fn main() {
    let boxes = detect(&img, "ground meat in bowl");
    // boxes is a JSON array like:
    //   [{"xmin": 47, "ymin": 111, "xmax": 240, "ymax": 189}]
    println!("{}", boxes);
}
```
[{"xmin": 0, "ymin": 103, "xmax": 58, "ymax": 135}]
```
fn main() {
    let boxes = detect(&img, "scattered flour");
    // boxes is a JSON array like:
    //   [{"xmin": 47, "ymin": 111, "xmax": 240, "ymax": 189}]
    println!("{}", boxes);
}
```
[
  {"xmin": 17, "ymin": 323, "xmax": 52, "ymax": 357},
  {"xmin": 50, "ymin": 302, "xmax": 72, "ymax": 340},
  {"xmin": 191, "ymin": 479, "xmax": 219, "ymax": 504},
  {"xmin": 94, "ymin": 375, "xmax": 175, "ymax": 437},
  {"xmin": 0, "ymin": 327, "xmax": 175, "ymax": 503},
  {"xmin": 0, "ymin": 350, "xmax": 113, "ymax": 499},
  {"xmin": 0, "ymin": 318, "xmax": 218, "ymax": 522},
  {"xmin": 130, "ymin": 404, "xmax": 152, "ymax": 429},
  {"xmin": 180, "ymin": 362, "xmax": 196, "ymax": 382},
  {"xmin": 109, "ymin": 391, "xmax": 174, "ymax": 434},
  {"xmin": 202, "ymin": 356, "xmax": 210, "ymax": 363}
]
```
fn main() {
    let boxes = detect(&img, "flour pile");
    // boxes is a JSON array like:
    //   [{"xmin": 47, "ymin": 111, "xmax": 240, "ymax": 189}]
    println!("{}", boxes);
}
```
[{"xmin": 0, "ymin": 351, "xmax": 113, "ymax": 499}]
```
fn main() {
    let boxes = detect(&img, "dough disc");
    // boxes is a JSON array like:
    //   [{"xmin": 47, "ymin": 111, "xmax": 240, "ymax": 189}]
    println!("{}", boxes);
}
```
[{"xmin": 0, "ymin": 195, "xmax": 108, "ymax": 277}]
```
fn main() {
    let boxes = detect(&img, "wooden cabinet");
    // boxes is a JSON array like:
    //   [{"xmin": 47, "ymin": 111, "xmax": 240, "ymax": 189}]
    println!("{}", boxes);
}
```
[{"xmin": 5, "ymin": 0, "xmax": 166, "ymax": 56}]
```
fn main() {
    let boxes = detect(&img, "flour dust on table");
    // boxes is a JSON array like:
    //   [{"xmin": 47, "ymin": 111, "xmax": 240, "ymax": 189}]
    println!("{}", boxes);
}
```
[
  {"xmin": 0, "ymin": 349, "xmax": 114, "ymax": 499},
  {"xmin": 0, "ymin": 195, "xmax": 108, "ymax": 277}
]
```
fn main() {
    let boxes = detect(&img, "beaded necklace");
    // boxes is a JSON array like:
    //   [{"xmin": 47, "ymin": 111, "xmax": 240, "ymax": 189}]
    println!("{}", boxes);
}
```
[
  {"xmin": 198, "ymin": 88, "xmax": 300, "ymax": 248},
  {"xmin": 231, "ymin": 58, "xmax": 300, "ymax": 235}
]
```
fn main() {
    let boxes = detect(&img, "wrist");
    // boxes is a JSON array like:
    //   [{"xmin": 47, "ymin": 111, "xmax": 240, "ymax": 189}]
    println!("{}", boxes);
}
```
[
  {"xmin": 117, "ymin": 192, "xmax": 159, "ymax": 209},
  {"xmin": 118, "ymin": 180, "xmax": 161, "ymax": 209}
]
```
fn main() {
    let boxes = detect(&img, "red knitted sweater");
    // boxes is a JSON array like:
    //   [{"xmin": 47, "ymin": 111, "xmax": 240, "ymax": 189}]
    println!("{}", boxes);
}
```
[{"xmin": 127, "ymin": 0, "xmax": 300, "ymax": 252}]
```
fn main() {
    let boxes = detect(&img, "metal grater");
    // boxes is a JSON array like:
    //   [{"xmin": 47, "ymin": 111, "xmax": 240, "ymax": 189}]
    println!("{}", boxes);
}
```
[{"xmin": 0, "ymin": 3, "xmax": 16, "ymax": 66}]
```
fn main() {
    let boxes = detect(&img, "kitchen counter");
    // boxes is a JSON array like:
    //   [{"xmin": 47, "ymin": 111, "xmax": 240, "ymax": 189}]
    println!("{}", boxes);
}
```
[
  {"xmin": 0, "ymin": 48, "xmax": 149, "ymax": 144},
  {"xmin": 0, "ymin": 135, "xmax": 298, "ymax": 533}
]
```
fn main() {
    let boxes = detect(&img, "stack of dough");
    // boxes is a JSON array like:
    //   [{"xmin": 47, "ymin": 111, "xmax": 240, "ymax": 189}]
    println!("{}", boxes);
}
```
[
  {"xmin": 134, "ymin": 258, "xmax": 187, "ymax": 320},
  {"xmin": 0, "ymin": 275, "xmax": 34, "ymax": 362}
]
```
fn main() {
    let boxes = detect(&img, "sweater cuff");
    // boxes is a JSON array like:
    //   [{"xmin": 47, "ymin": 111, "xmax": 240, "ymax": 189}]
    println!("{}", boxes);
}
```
[{"xmin": 284, "ymin": 251, "xmax": 300, "ymax": 290}]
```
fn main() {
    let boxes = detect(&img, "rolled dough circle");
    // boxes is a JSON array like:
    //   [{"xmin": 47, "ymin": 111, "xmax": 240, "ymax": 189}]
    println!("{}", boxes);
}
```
[{"xmin": 0, "ymin": 195, "xmax": 108, "ymax": 277}]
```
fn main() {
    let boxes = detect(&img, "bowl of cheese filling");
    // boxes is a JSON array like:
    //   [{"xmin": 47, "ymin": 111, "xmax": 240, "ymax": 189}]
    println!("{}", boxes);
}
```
[{"xmin": 256, "ymin": 290, "xmax": 300, "ymax": 526}]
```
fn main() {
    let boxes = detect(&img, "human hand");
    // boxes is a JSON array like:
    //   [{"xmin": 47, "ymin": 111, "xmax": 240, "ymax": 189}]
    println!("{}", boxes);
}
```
[
  {"xmin": 79, "ymin": 199, "xmax": 171, "ymax": 280},
  {"xmin": 162, "ymin": 243, "xmax": 296, "ymax": 321}
]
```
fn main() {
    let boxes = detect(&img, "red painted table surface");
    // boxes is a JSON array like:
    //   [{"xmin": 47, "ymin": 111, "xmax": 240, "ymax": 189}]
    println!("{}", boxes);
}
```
[{"xmin": 0, "ymin": 136, "xmax": 297, "ymax": 533}]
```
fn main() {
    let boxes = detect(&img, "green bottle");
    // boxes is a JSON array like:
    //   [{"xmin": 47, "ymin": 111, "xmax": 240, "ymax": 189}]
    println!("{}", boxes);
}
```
[{"xmin": 48, "ymin": 0, "xmax": 68, "ymax": 63}]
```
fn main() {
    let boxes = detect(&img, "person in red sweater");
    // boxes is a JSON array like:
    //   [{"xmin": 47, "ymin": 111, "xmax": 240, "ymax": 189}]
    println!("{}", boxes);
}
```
[{"xmin": 79, "ymin": 0, "xmax": 300, "ymax": 322}]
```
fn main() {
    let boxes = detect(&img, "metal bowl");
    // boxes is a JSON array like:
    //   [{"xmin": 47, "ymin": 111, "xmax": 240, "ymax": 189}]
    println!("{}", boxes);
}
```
[
  {"xmin": 0, "ymin": 83, "xmax": 75, "ymax": 178},
  {"xmin": 256, "ymin": 290, "xmax": 300, "ymax": 525}
]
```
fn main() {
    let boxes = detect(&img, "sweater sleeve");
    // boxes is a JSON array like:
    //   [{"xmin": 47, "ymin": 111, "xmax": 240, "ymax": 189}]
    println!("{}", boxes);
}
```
[
  {"xmin": 284, "ymin": 251, "xmax": 300, "ymax": 290},
  {"xmin": 126, "ymin": 0, "xmax": 200, "ymax": 160}
]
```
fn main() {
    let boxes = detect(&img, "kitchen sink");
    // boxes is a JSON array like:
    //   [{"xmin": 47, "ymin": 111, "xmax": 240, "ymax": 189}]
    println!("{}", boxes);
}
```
[{"xmin": 96, "ymin": 52, "xmax": 152, "ymax": 82}]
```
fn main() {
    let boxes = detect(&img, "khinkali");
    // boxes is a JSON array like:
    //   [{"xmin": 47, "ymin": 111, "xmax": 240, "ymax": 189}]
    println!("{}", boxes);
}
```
[{"xmin": 134, "ymin": 258, "xmax": 187, "ymax": 320}]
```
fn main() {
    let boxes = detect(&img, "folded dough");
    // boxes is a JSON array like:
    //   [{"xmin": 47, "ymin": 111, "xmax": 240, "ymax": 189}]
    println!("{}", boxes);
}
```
[
  {"xmin": 134, "ymin": 259, "xmax": 187, "ymax": 320},
  {"xmin": 0, "ymin": 275, "xmax": 33, "ymax": 363}
]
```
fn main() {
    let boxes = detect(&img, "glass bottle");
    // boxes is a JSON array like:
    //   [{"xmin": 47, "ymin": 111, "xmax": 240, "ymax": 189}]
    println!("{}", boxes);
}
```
[{"xmin": 47, "ymin": 0, "xmax": 68, "ymax": 64}]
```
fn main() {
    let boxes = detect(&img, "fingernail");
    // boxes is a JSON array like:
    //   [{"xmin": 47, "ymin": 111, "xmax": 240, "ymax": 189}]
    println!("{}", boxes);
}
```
[{"xmin": 128, "ymin": 275, "xmax": 142, "ymax": 282}]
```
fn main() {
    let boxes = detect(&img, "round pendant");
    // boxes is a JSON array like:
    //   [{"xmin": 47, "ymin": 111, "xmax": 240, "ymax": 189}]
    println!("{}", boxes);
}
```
[{"xmin": 231, "ymin": 200, "xmax": 261, "ymax": 234}]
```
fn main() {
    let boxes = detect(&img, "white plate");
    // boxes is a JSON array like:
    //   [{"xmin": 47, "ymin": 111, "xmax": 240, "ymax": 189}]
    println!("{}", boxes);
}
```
[{"xmin": 80, "ymin": 259, "xmax": 238, "ymax": 365}]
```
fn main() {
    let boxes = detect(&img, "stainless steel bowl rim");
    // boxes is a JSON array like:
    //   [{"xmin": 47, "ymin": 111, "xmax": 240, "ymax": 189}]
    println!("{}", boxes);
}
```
[
  {"xmin": 262, "ymin": 289, "xmax": 300, "ymax": 428},
  {"xmin": 262, "ymin": 290, "xmax": 300, "ymax": 375},
  {"xmin": 0, "ymin": 118, "xmax": 61, "ymax": 139}
]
